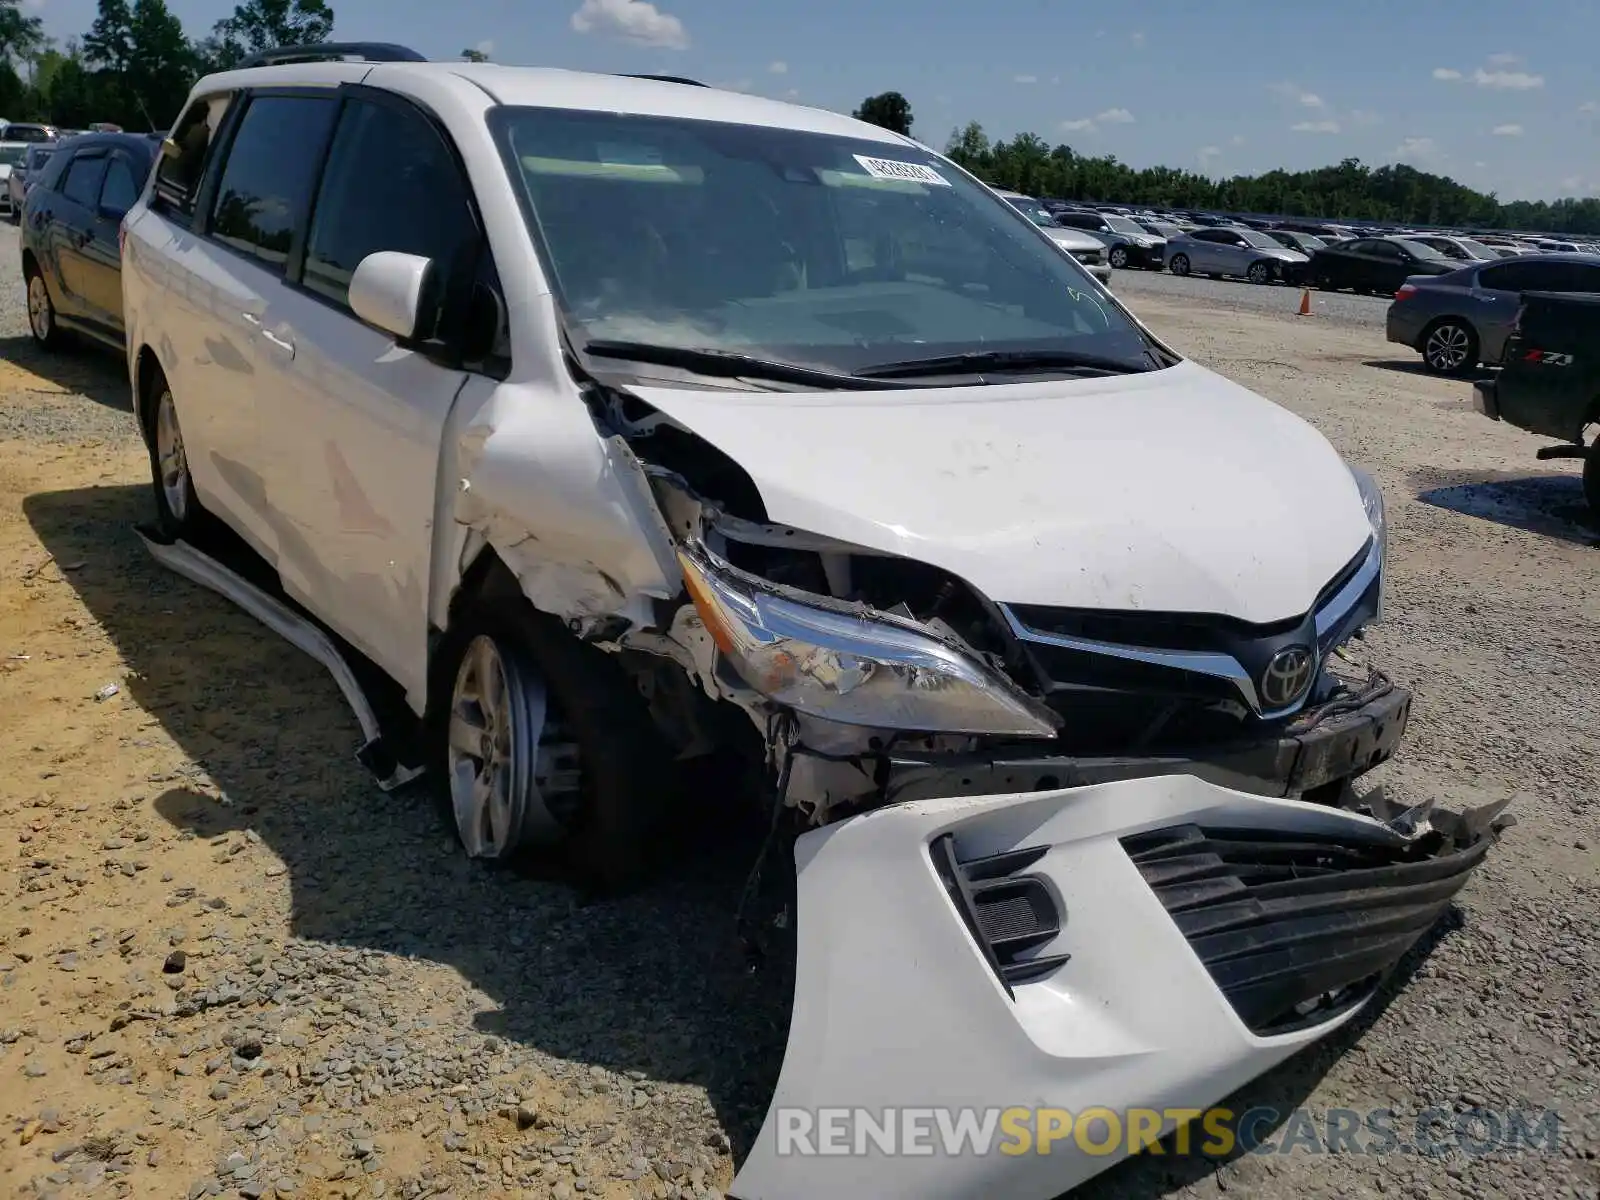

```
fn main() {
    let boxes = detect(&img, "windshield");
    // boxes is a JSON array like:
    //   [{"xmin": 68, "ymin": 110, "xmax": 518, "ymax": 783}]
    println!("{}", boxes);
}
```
[
  {"xmin": 495, "ymin": 108, "xmax": 1158, "ymax": 379},
  {"xmin": 25, "ymin": 147, "xmax": 53, "ymax": 169},
  {"xmin": 0, "ymin": 145, "xmax": 23, "ymax": 166},
  {"xmin": 1238, "ymin": 230, "xmax": 1286, "ymax": 249},
  {"xmin": 1143, "ymin": 221, "xmax": 1183, "ymax": 237},
  {"xmin": 1393, "ymin": 238, "xmax": 1447, "ymax": 259},
  {"xmin": 1103, "ymin": 215, "xmax": 1146, "ymax": 235}
]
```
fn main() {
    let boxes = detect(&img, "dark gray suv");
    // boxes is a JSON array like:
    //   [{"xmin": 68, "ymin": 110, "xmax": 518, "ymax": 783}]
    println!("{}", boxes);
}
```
[{"xmin": 1384, "ymin": 253, "xmax": 1600, "ymax": 374}]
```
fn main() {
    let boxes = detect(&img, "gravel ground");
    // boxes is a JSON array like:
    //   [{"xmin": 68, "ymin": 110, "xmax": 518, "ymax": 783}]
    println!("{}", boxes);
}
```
[
  {"xmin": 2, "ymin": 221, "xmax": 1598, "ymax": 1200},
  {"xmin": 1114, "ymin": 264, "xmax": 1394, "ymax": 329}
]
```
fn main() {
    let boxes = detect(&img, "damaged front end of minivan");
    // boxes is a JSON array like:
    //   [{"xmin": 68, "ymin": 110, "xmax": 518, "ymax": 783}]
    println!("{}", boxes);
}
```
[
  {"xmin": 446, "ymin": 373, "xmax": 1513, "ymax": 1200},
  {"xmin": 567, "ymin": 379, "xmax": 1408, "ymax": 832}
]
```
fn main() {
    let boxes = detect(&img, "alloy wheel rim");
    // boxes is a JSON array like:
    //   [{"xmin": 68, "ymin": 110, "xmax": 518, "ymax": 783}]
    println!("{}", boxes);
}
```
[
  {"xmin": 154, "ymin": 391, "xmax": 190, "ymax": 523},
  {"xmin": 446, "ymin": 635, "xmax": 584, "ymax": 858},
  {"xmin": 27, "ymin": 275, "xmax": 50, "ymax": 340},
  {"xmin": 1426, "ymin": 325, "xmax": 1469, "ymax": 369},
  {"xmin": 1111, "ymin": 247, "xmax": 1128, "ymax": 267},
  {"xmin": 1249, "ymin": 263, "xmax": 1269, "ymax": 283}
]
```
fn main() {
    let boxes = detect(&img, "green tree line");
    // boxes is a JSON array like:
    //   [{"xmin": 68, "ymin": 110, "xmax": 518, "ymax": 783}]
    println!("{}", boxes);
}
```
[
  {"xmin": 851, "ymin": 92, "xmax": 1600, "ymax": 236},
  {"xmin": 0, "ymin": 0, "xmax": 335, "ymax": 133}
]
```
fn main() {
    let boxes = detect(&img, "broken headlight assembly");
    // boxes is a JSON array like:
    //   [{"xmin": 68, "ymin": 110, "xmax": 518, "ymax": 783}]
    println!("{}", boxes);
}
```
[
  {"xmin": 676, "ymin": 542, "xmax": 1060, "ymax": 738},
  {"xmin": 1348, "ymin": 463, "xmax": 1387, "ymax": 619}
]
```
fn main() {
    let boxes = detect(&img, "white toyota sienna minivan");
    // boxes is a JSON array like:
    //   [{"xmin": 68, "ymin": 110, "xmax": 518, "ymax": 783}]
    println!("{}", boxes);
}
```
[{"xmin": 117, "ymin": 43, "xmax": 1508, "ymax": 1200}]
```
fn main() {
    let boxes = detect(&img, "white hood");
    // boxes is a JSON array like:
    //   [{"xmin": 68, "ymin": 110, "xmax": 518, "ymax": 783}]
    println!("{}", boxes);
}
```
[{"xmin": 631, "ymin": 359, "xmax": 1372, "ymax": 624}]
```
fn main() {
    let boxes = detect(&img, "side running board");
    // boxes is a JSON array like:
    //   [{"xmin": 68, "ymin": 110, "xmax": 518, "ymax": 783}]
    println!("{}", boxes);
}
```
[{"xmin": 134, "ymin": 526, "xmax": 424, "ymax": 793}]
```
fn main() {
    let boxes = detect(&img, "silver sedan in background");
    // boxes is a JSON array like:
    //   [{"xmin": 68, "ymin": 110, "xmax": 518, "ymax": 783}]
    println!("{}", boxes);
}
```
[
  {"xmin": 1164, "ymin": 227, "xmax": 1309, "ymax": 284},
  {"xmin": 1406, "ymin": 234, "xmax": 1502, "ymax": 264}
]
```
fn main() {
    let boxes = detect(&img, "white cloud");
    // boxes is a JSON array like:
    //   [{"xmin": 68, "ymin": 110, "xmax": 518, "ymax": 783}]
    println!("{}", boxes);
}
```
[
  {"xmin": 1473, "ymin": 68, "xmax": 1543, "ymax": 89},
  {"xmin": 1229, "ymin": 133, "xmax": 1246, "ymax": 146},
  {"xmin": 783, "ymin": 88, "xmax": 800, "ymax": 100},
  {"xmin": 1433, "ymin": 63, "xmax": 1544, "ymax": 89},
  {"xmin": 1561, "ymin": 175, "xmax": 1580, "ymax": 190},
  {"xmin": 1013, "ymin": 74, "xmax": 1038, "ymax": 84},
  {"xmin": 1349, "ymin": 109, "xmax": 1382, "ymax": 126},
  {"xmin": 1198, "ymin": 145, "xmax": 1221, "ymax": 163},
  {"xmin": 1395, "ymin": 136, "xmax": 1440, "ymax": 161},
  {"xmin": 569, "ymin": 0, "xmax": 689, "ymax": 49},
  {"xmin": 1292, "ymin": 120, "xmax": 1341, "ymax": 133},
  {"xmin": 1580, "ymin": 101, "xmax": 1598, "ymax": 113},
  {"xmin": 1492, "ymin": 123, "xmax": 1524, "ymax": 136},
  {"xmin": 474, "ymin": 39, "xmax": 495, "ymax": 55},
  {"xmin": 1486, "ymin": 52, "xmax": 1522, "ymax": 65},
  {"xmin": 1474, "ymin": 161, "xmax": 1487, "ymax": 168},
  {"xmin": 767, "ymin": 60, "xmax": 787, "ymax": 74},
  {"xmin": 1130, "ymin": 30, "xmax": 1146, "ymax": 47},
  {"xmin": 1270, "ymin": 81, "xmax": 1325, "ymax": 108},
  {"xmin": 1060, "ymin": 107, "xmax": 1134, "ymax": 134}
]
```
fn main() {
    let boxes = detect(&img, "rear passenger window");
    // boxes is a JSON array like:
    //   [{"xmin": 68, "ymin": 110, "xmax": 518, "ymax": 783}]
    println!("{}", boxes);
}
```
[
  {"xmin": 60, "ymin": 155, "xmax": 106, "ymax": 208},
  {"xmin": 154, "ymin": 92, "xmax": 235, "ymax": 219},
  {"xmin": 210, "ymin": 94, "xmax": 339, "ymax": 269},
  {"xmin": 99, "ymin": 156, "xmax": 141, "ymax": 216},
  {"xmin": 302, "ymin": 99, "xmax": 478, "ymax": 317}
]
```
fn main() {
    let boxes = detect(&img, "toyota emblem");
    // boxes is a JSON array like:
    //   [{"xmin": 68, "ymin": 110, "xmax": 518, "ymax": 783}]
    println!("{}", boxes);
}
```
[{"xmin": 1260, "ymin": 645, "xmax": 1316, "ymax": 709}]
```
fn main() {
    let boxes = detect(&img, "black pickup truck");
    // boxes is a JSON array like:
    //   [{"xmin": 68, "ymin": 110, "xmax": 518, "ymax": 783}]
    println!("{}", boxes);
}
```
[{"xmin": 1472, "ymin": 288, "xmax": 1600, "ymax": 516}]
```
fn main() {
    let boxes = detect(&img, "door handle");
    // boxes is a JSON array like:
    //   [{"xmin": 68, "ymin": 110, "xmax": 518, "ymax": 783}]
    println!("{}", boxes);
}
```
[
  {"xmin": 261, "ymin": 329, "xmax": 296, "ymax": 359},
  {"xmin": 241, "ymin": 312, "xmax": 262, "ymax": 327}
]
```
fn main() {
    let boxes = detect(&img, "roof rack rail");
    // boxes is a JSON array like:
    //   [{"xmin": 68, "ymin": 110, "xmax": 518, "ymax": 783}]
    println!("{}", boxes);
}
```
[
  {"xmin": 618, "ymin": 73, "xmax": 707, "ymax": 87},
  {"xmin": 233, "ymin": 42, "xmax": 428, "ymax": 70}
]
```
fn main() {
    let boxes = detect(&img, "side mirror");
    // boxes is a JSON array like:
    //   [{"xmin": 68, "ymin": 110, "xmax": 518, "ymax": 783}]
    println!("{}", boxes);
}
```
[{"xmin": 349, "ymin": 251, "xmax": 435, "ymax": 342}]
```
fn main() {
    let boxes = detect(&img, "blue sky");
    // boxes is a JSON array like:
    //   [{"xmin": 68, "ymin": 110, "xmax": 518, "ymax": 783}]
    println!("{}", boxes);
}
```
[{"xmin": 28, "ymin": 0, "xmax": 1600, "ymax": 201}]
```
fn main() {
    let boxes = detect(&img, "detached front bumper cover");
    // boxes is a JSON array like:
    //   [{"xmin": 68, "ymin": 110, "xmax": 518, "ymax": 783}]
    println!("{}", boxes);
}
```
[{"xmin": 732, "ymin": 775, "xmax": 1510, "ymax": 1200}]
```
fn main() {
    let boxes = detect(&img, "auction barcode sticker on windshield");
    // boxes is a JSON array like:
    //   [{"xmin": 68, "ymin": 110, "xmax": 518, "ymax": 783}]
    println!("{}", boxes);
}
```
[{"xmin": 853, "ymin": 154, "xmax": 952, "ymax": 186}]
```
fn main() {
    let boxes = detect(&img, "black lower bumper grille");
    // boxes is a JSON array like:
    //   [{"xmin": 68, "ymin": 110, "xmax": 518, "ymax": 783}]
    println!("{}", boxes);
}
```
[
  {"xmin": 1122, "ymin": 823, "xmax": 1491, "ymax": 1034},
  {"xmin": 932, "ymin": 838, "xmax": 1069, "ymax": 996}
]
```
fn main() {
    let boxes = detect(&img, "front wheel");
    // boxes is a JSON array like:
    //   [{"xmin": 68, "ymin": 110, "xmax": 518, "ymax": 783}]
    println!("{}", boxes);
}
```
[
  {"xmin": 1109, "ymin": 245, "xmax": 1130, "ymax": 269},
  {"xmin": 1247, "ymin": 260, "xmax": 1273, "ymax": 285},
  {"xmin": 26, "ymin": 268, "xmax": 64, "ymax": 350},
  {"xmin": 1169, "ymin": 253, "xmax": 1190, "ymax": 277},
  {"xmin": 432, "ymin": 604, "xmax": 675, "ymax": 894}
]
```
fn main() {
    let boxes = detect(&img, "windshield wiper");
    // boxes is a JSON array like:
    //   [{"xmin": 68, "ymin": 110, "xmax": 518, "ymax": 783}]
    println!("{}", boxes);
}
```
[
  {"xmin": 853, "ymin": 348, "xmax": 1156, "ymax": 380},
  {"xmin": 583, "ymin": 339, "xmax": 900, "ymax": 390}
]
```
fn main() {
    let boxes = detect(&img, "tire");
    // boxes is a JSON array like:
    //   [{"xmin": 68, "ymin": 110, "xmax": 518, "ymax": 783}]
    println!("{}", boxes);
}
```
[
  {"xmin": 142, "ymin": 367, "xmax": 208, "ymax": 539},
  {"xmin": 1169, "ymin": 253, "xmax": 1190, "ymax": 277},
  {"xmin": 1109, "ymin": 245, "xmax": 1129, "ymax": 269},
  {"xmin": 1247, "ymin": 260, "xmax": 1273, "ymax": 285},
  {"xmin": 1584, "ymin": 434, "xmax": 1600, "ymax": 519},
  {"xmin": 430, "ymin": 603, "xmax": 676, "ymax": 895},
  {"xmin": 25, "ymin": 266, "xmax": 65, "ymax": 350},
  {"xmin": 1421, "ymin": 320, "xmax": 1478, "ymax": 375}
]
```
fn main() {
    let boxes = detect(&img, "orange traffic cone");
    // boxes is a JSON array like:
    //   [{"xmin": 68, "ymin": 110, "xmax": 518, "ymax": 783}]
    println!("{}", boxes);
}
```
[{"xmin": 1297, "ymin": 288, "xmax": 1313, "ymax": 316}]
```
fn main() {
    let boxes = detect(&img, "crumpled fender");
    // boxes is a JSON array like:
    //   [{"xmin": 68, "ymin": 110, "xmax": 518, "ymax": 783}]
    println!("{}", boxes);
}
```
[{"xmin": 732, "ymin": 774, "xmax": 1505, "ymax": 1200}]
